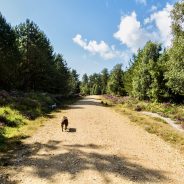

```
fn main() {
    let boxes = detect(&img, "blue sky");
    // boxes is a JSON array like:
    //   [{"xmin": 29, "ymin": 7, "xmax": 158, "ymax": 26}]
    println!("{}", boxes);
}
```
[{"xmin": 0, "ymin": 0, "xmax": 179, "ymax": 77}]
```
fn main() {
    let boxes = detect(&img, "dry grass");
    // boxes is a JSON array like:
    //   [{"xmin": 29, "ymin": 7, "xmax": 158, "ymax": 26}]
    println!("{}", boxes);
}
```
[{"xmin": 101, "ymin": 97, "xmax": 184, "ymax": 153}]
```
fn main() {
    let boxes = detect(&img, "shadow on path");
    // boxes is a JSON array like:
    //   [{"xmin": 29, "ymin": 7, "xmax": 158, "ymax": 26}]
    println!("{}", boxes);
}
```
[{"xmin": 0, "ymin": 140, "xmax": 168, "ymax": 183}]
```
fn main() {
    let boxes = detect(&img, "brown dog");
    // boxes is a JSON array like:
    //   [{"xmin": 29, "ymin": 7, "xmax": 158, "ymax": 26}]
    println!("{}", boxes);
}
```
[{"xmin": 61, "ymin": 116, "xmax": 68, "ymax": 131}]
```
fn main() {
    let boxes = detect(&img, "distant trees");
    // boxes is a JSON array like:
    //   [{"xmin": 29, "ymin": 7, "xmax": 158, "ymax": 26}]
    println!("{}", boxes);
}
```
[
  {"xmin": 101, "ymin": 68, "xmax": 109, "ymax": 94},
  {"xmin": 107, "ymin": 64, "xmax": 125, "ymax": 96},
  {"xmin": 80, "ymin": 65, "xmax": 125, "ymax": 96},
  {"xmin": 80, "ymin": 74, "xmax": 90, "ymax": 95},
  {"xmin": 0, "ymin": 13, "xmax": 79, "ymax": 95},
  {"xmin": 1, "ymin": 0, "xmax": 184, "ymax": 102},
  {"xmin": 80, "ymin": 73, "xmax": 101, "ymax": 95},
  {"xmin": 78, "ymin": 2, "xmax": 184, "ymax": 102},
  {"xmin": 80, "ymin": 1, "xmax": 184, "ymax": 103},
  {"xmin": 69, "ymin": 69, "xmax": 80, "ymax": 95}
]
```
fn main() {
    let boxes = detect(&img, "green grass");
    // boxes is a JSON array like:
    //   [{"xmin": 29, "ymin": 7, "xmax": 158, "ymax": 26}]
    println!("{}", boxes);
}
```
[
  {"xmin": 0, "ymin": 106, "xmax": 27, "ymax": 127},
  {"xmin": 102, "ymin": 95, "xmax": 184, "ymax": 125},
  {"xmin": 0, "ymin": 91, "xmax": 80, "ymax": 152}
]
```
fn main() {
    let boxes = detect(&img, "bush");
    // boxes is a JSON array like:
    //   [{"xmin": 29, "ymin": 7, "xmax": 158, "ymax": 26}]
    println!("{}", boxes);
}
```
[{"xmin": 0, "ymin": 107, "xmax": 27, "ymax": 127}]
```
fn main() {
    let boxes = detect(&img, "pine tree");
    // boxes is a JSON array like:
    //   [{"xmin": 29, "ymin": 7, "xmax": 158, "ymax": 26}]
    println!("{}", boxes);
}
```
[
  {"xmin": 107, "ymin": 64, "xmax": 125, "ymax": 96},
  {"xmin": 100, "ymin": 68, "xmax": 109, "ymax": 94},
  {"xmin": 15, "ymin": 19, "xmax": 54, "ymax": 91},
  {"xmin": 0, "ymin": 13, "xmax": 20, "ymax": 89}
]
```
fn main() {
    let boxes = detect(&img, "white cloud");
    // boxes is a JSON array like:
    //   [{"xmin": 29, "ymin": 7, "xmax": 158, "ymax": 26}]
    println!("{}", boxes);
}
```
[
  {"xmin": 150, "ymin": 5, "xmax": 157, "ymax": 12},
  {"xmin": 114, "ymin": 3, "xmax": 173, "ymax": 52},
  {"xmin": 136, "ymin": 0, "xmax": 146, "ymax": 5},
  {"xmin": 145, "ymin": 3, "xmax": 173, "ymax": 47},
  {"xmin": 73, "ymin": 34, "xmax": 86, "ymax": 48},
  {"xmin": 73, "ymin": 34, "xmax": 120, "ymax": 59},
  {"xmin": 144, "ymin": 17, "xmax": 151, "ymax": 25},
  {"xmin": 73, "ymin": 3, "xmax": 173, "ymax": 64},
  {"xmin": 114, "ymin": 12, "xmax": 157, "ymax": 52}
]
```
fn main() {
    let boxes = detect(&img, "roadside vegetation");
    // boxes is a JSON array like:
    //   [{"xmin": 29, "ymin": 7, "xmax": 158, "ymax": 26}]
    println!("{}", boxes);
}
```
[
  {"xmin": 0, "ymin": 91, "xmax": 79, "ymax": 151},
  {"xmin": 100, "ymin": 95, "xmax": 184, "ymax": 153},
  {"xmin": 102, "ymin": 95, "xmax": 184, "ymax": 126},
  {"xmin": 81, "ymin": 1, "xmax": 184, "ymax": 101},
  {"xmin": 0, "ymin": 13, "xmax": 80, "ymax": 151},
  {"xmin": 79, "ymin": 1, "xmax": 184, "ymax": 151},
  {"xmin": 80, "ymin": 1, "xmax": 184, "ymax": 123},
  {"xmin": 0, "ymin": 1, "xmax": 184, "ymax": 153}
]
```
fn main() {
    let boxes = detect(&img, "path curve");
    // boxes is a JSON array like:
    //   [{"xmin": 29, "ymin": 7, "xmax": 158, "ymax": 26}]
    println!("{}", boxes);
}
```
[
  {"xmin": 141, "ymin": 111, "xmax": 184, "ymax": 132},
  {"xmin": 4, "ymin": 96, "xmax": 184, "ymax": 184}
]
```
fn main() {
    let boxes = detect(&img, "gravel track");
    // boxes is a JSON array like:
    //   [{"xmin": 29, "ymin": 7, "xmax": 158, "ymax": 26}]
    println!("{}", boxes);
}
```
[{"xmin": 2, "ymin": 96, "xmax": 184, "ymax": 184}]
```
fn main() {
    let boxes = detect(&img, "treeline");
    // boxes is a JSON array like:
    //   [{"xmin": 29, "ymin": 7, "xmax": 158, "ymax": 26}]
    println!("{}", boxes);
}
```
[
  {"xmin": 80, "ymin": 1, "xmax": 184, "ymax": 102},
  {"xmin": 0, "ymin": 14, "xmax": 80, "ymax": 95},
  {"xmin": 80, "ymin": 65, "xmax": 125, "ymax": 96}
]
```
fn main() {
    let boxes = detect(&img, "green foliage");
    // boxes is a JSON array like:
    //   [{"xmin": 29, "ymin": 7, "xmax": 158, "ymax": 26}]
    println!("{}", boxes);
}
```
[
  {"xmin": 49, "ymin": 54, "xmax": 71, "ymax": 94},
  {"xmin": 69, "ymin": 69, "xmax": 80, "ymax": 95},
  {"xmin": 88, "ymin": 73, "xmax": 102, "ymax": 95},
  {"xmin": 0, "ymin": 14, "xmax": 78, "ymax": 95},
  {"xmin": 104, "ymin": 95, "xmax": 184, "ymax": 125},
  {"xmin": 107, "ymin": 64, "xmax": 126, "ymax": 96},
  {"xmin": 100, "ymin": 68, "xmax": 109, "ymax": 94},
  {"xmin": 80, "ymin": 74, "xmax": 90, "ymax": 95},
  {"xmin": 0, "ymin": 106, "xmax": 27, "ymax": 127},
  {"xmin": 0, "ymin": 91, "xmax": 56, "ymax": 120},
  {"xmin": 80, "ymin": 69, "xmax": 109, "ymax": 96},
  {"xmin": 0, "ymin": 13, "xmax": 20, "ymax": 90},
  {"xmin": 0, "ymin": 91, "xmax": 80, "ymax": 151},
  {"xmin": 164, "ymin": 1, "xmax": 184, "ymax": 96},
  {"xmin": 15, "ymin": 19, "xmax": 54, "ymax": 91},
  {"xmin": 131, "ymin": 42, "xmax": 162, "ymax": 100}
]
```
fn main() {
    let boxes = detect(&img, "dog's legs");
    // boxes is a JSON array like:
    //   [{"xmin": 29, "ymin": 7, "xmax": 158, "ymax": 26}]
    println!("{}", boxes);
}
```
[{"xmin": 61, "ymin": 124, "xmax": 63, "ymax": 132}]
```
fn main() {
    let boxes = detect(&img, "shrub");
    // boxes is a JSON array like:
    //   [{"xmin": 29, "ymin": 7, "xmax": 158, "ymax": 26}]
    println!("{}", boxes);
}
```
[{"xmin": 0, "ymin": 107, "xmax": 27, "ymax": 127}]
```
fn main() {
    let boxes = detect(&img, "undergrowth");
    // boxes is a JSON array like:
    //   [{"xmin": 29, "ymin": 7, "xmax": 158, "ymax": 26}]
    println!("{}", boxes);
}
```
[
  {"xmin": 0, "ymin": 90, "xmax": 80, "ymax": 151},
  {"xmin": 103, "ymin": 95, "xmax": 184, "ymax": 125}
]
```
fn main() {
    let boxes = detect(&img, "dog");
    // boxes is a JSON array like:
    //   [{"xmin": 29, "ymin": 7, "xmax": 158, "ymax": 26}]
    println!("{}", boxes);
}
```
[{"xmin": 61, "ymin": 116, "xmax": 68, "ymax": 131}]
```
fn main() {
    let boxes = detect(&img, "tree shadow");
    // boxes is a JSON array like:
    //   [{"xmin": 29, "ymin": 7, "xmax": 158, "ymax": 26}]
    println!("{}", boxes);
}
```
[
  {"xmin": 60, "ymin": 97, "xmax": 111, "ymax": 110},
  {"xmin": 44, "ymin": 114, "xmax": 56, "ymax": 119},
  {"xmin": 72, "ymin": 98, "xmax": 103, "ymax": 107},
  {"xmin": 0, "ymin": 173, "xmax": 19, "ymax": 184},
  {"xmin": 63, "ymin": 143, "xmax": 102, "ymax": 149},
  {"xmin": 64, "ymin": 106, "xmax": 84, "ymax": 110},
  {"xmin": 70, "ymin": 97, "xmax": 113, "ymax": 108},
  {"xmin": 0, "ymin": 141, "xmax": 168, "ymax": 183}
]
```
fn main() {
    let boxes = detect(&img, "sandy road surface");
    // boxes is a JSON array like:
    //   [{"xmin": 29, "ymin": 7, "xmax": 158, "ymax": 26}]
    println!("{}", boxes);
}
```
[{"xmin": 1, "ymin": 96, "xmax": 184, "ymax": 184}]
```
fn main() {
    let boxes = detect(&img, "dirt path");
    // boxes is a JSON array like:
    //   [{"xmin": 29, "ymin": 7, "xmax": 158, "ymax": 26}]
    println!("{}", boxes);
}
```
[
  {"xmin": 2, "ymin": 96, "xmax": 184, "ymax": 184},
  {"xmin": 141, "ymin": 111, "xmax": 184, "ymax": 132}
]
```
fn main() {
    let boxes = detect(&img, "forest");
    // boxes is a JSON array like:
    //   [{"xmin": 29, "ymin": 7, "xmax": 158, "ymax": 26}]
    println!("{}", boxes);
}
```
[
  {"xmin": 0, "ymin": 1, "xmax": 184, "ymax": 103},
  {"xmin": 0, "ymin": 1, "xmax": 184, "ymax": 184},
  {"xmin": 80, "ymin": 1, "xmax": 184, "ymax": 103},
  {"xmin": 0, "ymin": 14, "xmax": 80, "ymax": 95}
]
